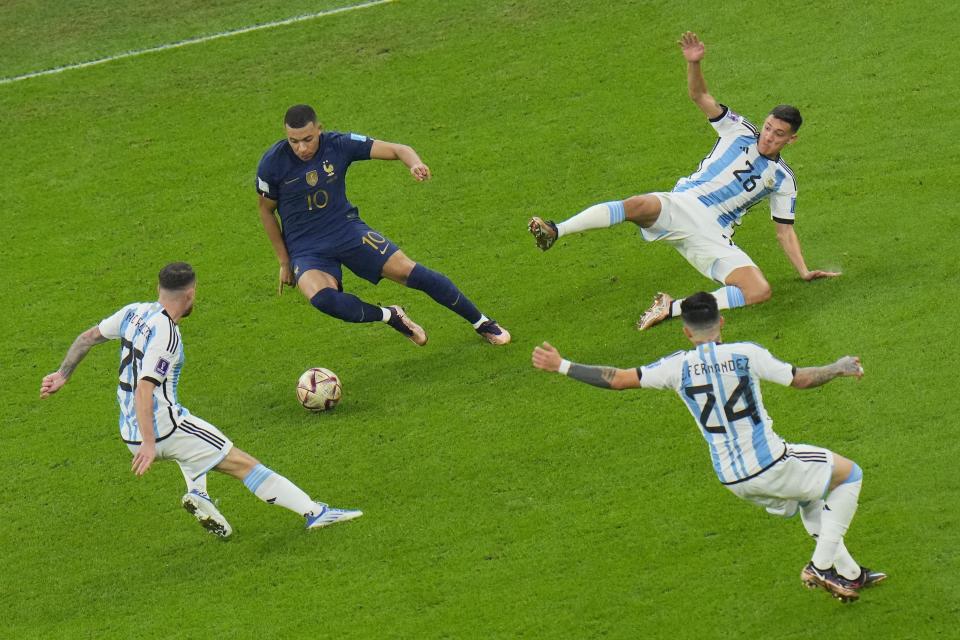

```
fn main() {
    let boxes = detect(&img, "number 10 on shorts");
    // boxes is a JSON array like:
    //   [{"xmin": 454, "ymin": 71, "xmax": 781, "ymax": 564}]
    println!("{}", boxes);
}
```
[{"xmin": 361, "ymin": 231, "xmax": 388, "ymax": 255}]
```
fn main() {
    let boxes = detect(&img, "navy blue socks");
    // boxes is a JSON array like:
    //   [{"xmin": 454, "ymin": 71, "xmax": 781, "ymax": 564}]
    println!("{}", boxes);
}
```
[
  {"xmin": 406, "ymin": 264, "xmax": 482, "ymax": 324},
  {"xmin": 310, "ymin": 288, "xmax": 384, "ymax": 323}
]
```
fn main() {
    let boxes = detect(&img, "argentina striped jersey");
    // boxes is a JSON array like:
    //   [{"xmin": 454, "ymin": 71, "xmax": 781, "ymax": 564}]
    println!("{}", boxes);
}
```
[
  {"xmin": 98, "ymin": 302, "xmax": 187, "ymax": 444},
  {"xmin": 639, "ymin": 341, "xmax": 795, "ymax": 484},
  {"xmin": 672, "ymin": 105, "xmax": 798, "ymax": 234}
]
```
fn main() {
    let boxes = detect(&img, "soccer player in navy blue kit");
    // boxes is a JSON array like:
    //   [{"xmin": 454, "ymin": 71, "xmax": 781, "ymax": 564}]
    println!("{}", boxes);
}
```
[{"xmin": 256, "ymin": 104, "xmax": 510, "ymax": 346}]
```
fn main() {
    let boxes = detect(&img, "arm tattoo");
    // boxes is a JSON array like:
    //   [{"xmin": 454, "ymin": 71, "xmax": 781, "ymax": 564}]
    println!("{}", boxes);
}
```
[
  {"xmin": 59, "ymin": 330, "xmax": 108, "ymax": 379},
  {"xmin": 795, "ymin": 365, "xmax": 838, "ymax": 389},
  {"xmin": 567, "ymin": 363, "xmax": 618, "ymax": 389}
]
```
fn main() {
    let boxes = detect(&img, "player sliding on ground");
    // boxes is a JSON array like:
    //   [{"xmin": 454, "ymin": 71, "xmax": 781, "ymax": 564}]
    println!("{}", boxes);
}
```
[
  {"xmin": 256, "ymin": 104, "xmax": 510, "ymax": 347},
  {"xmin": 40, "ymin": 263, "xmax": 362, "ymax": 538},
  {"xmin": 529, "ymin": 32, "xmax": 839, "ymax": 331},
  {"xmin": 531, "ymin": 291, "xmax": 885, "ymax": 602}
]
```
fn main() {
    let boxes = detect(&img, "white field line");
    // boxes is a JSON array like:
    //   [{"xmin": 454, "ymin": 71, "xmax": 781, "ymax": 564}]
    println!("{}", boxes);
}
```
[{"xmin": 0, "ymin": 0, "xmax": 394, "ymax": 86}]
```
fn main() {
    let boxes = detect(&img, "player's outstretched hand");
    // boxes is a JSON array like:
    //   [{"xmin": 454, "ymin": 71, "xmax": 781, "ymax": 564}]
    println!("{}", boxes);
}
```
[
  {"xmin": 40, "ymin": 371, "xmax": 67, "ymax": 398},
  {"xmin": 410, "ymin": 162, "xmax": 431, "ymax": 182},
  {"xmin": 132, "ymin": 443, "xmax": 157, "ymax": 476},
  {"xmin": 679, "ymin": 31, "xmax": 706, "ymax": 63},
  {"xmin": 802, "ymin": 269, "xmax": 841, "ymax": 281},
  {"xmin": 278, "ymin": 263, "xmax": 294, "ymax": 295},
  {"xmin": 836, "ymin": 356, "xmax": 864, "ymax": 379},
  {"xmin": 532, "ymin": 342, "xmax": 563, "ymax": 373}
]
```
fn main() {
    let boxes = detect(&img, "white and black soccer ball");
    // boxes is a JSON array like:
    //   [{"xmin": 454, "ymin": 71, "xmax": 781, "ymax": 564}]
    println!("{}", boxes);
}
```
[{"xmin": 296, "ymin": 367, "xmax": 342, "ymax": 412}]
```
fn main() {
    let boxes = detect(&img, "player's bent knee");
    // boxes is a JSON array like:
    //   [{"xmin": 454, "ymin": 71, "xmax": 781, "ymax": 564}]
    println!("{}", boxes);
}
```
[
  {"xmin": 828, "ymin": 454, "xmax": 859, "ymax": 490},
  {"xmin": 745, "ymin": 283, "xmax": 772, "ymax": 304},
  {"xmin": 382, "ymin": 254, "xmax": 415, "ymax": 285},
  {"xmin": 624, "ymin": 195, "xmax": 657, "ymax": 224},
  {"xmin": 623, "ymin": 195, "xmax": 642, "ymax": 209},
  {"xmin": 216, "ymin": 447, "xmax": 259, "ymax": 480}
]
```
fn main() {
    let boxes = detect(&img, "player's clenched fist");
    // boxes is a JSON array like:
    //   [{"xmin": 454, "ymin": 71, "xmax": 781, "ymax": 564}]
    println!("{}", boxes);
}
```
[{"xmin": 532, "ymin": 342, "xmax": 563, "ymax": 372}]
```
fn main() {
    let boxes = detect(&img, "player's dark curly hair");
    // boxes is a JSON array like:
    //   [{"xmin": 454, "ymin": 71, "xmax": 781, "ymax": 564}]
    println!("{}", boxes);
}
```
[
  {"xmin": 285, "ymin": 104, "xmax": 318, "ymax": 128},
  {"xmin": 770, "ymin": 104, "xmax": 802, "ymax": 132},
  {"xmin": 158, "ymin": 262, "xmax": 196, "ymax": 291},
  {"xmin": 680, "ymin": 292, "xmax": 720, "ymax": 329}
]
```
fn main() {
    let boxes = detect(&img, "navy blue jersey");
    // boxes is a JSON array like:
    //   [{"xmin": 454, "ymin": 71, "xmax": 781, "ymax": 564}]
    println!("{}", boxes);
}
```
[{"xmin": 256, "ymin": 131, "xmax": 375, "ymax": 255}]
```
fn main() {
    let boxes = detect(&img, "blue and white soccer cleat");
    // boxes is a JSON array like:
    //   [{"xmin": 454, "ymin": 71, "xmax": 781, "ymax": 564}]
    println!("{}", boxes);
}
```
[
  {"xmin": 800, "ymin": 562, "xmax": 860, "ymax": 602},
  {"xmin": 475, "ymin": 319, "xmax": 511, "ymax": 346},
  {"xmin": 181, "ymin": 489, "xmax": 233, "ymax": 538},
  {"xmin": 306, "ymin": 503, "xmax": 364, "ymax": 530},
  {"xmin": 528, "ymin": 217, "xmax": 558, "ymax": 251},
  {"xmin": 386, "ymin": 306, "xmax": 428, "ymax": 346}
]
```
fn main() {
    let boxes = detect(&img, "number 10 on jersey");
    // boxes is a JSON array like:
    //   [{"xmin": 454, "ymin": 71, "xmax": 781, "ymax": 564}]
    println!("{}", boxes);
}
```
[{"xmin": 305, "ymin": 189, "xmax": 328, "ymax": 210}]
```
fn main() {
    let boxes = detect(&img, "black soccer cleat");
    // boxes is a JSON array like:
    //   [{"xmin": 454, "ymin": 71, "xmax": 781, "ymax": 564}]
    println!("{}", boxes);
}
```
[{"xmin": 850, "ymin": 566, "xmax": 888, "ymax": 589}]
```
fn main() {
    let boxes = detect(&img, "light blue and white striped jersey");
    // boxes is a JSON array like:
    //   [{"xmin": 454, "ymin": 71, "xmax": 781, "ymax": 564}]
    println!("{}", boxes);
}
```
[
  {"xmin": 672, "ymin": 105, "xmax": 798, "ymax": 234},
  {"xmin": 98, "ymin": 302, "xmax": 188, "ymax": 444},
  {"xmin": 639, "ymin": 341, "xmax": 795, "ymax": 484}
]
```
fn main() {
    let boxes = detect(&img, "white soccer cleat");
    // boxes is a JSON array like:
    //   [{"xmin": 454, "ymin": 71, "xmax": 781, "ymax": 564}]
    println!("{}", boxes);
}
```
[
  {"xmin": 181, "ymin": 490, "xmax": 233, "ymax": 538},
  {"xmin": 306, "ymin": 503, "xmax": 364, "ymax": 529},
  {"xmin": 636, "ymin": 292, "xmax": 673, "ymax": 331}
]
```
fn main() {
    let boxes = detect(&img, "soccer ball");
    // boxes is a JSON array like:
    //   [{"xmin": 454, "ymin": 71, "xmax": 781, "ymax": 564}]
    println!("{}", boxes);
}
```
[{"xmin": 296, "ymin": 368, "xmax": 342, "ymax": 412}]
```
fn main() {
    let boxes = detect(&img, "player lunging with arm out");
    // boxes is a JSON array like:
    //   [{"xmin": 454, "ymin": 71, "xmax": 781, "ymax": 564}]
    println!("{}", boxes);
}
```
[
  {"xmin": 257, "ymin": 104, "xmax": 509, "ymax": 347},
  {"xmin": 531, "ymin": 291, "xmax": 885, "ymax": 603},
  {"xmin": 41, "ymin": 262, "xmax": 362, "ymax": 538},
  {"xmin": 529, "ymin": 32, "xmax": 838, "ymax": 331}
]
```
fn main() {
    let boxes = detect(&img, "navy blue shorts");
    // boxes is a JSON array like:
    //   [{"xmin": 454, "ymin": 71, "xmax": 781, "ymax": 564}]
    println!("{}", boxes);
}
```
[{"xmin": 291, "ymin": 223, "xmax": 399, "ymax": 286}]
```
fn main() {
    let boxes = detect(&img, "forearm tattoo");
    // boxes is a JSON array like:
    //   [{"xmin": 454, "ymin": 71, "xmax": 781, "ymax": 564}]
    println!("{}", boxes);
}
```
[
  {"xmin": 797, "ymin": 365, "xmax": 837, "ymax": 389},
  {"xmin": 567, "ymin": 363, "xmax": 618, "ymax": 389},
  {"xmin": 59, "ymin": 331, "xmax": 107, "ymax": 379}
]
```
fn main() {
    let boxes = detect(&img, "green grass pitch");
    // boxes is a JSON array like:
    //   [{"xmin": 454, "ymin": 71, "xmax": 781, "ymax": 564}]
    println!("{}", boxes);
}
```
[{"xmin": 2, "ymin": 0, "xmax": 959, "ymax": 637}]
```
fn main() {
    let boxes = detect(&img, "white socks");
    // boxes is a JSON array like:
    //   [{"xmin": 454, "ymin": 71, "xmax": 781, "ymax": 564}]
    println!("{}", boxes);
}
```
[
  {"xmin": 556, "ymin": 201, "xmax": 625, "ymax": 237},
  {"xmin": 243, "ymin": 464, "xmax": 317, "ymax": 517},
  {"xmin": 808, "ymin": 464, "xmax": 863, "ymax": 575},
  {"xmin": 670, "ymin": 285, "xmax": 746, "ymax": 317},
  {"xmin": 800, "ymin": 500, "xmax": 861, "ymax": 579},
  {"xmin": 179, "ymin": 464, "xmax": 208, "ymax": 495}
]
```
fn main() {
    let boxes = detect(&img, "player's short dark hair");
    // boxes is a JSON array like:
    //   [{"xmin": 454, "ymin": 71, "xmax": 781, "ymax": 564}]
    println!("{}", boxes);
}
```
[
  {"xmin": 680, "ymin": 292, "xmax": 720, "ymax": 330},
  {"xmin": 158, "ymin": 262, "xmax": 196, "ymax": 291},
  {"xmin": 770, "ymin": 104, "xmax": 802, "ymax": 132},
  {"xmin": 284, "ymin": 104, "xmax": 318, "ymax": 128}
]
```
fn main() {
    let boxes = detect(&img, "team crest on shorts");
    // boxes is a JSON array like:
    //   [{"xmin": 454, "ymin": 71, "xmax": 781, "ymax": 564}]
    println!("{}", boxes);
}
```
[
  {"xmin": 155, "ymin": 358, "xmax": 170, "ymax": 376},
  {"xmin": 306, "ymin": 170, "xmax": 319, "ymax": 187}
]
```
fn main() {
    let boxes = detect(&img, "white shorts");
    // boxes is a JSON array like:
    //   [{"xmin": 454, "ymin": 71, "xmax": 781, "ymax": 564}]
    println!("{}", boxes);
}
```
[
  {"xmin": 125, "ymin": 415, "xmax": 233, "ymax": 480},
  {"xmin": 642, "ymin": 191, "xmax": 757, "ymax": 283},
  {"xmin": 724, "ymin": 443, "xmax": 834, "ymax": 517}
]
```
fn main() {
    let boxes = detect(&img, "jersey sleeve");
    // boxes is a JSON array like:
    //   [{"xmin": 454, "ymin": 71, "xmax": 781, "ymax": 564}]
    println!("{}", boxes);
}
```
[
  {"xmin": 747, "ymin": 344, "xmax": 795, "ymax": 386},
  {"xmin": 255, "ymin": 152, "xmax": 280, "ymax": 200},
  {"xmin": 340, "ymin": 132, "xmax": 375, "ymax": 162},
  {"xmin": 708, "ymin": 104, "xmax": 759, "ymax": 139},
  {"xmin": 97, "ymin": 306, "xmax": 130, "ymax": 340},
  {"xmin": 769, "ymin": 163, "xmax": 798, "ymax": 224},
  {"xmin": 638, "ymin": 351, "xmax": 684, "ymax": 390},
  {"xmin": 140, "ymin": 323, "xmax": 177, "ymax": 386}
]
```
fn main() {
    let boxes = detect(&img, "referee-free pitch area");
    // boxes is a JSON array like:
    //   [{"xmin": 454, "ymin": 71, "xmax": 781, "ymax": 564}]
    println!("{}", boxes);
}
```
[{"xmin": 2, "ymin": 1, "xmax": 958, "ymax": 637}]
